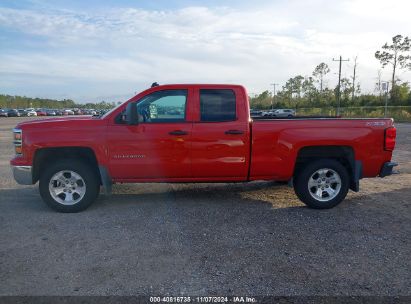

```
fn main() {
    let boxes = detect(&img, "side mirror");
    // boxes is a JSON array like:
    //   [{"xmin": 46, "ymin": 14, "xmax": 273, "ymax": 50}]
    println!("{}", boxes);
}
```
[{"xmin": 125, "ymin": 102, "xmax": 138, "ymax": 125}]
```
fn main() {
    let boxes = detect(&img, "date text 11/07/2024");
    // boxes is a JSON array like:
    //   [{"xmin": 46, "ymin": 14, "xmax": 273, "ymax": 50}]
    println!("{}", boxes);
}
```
[{"xmin": 149, "ymin": 296, "xmax": 257, "ymax": 303}]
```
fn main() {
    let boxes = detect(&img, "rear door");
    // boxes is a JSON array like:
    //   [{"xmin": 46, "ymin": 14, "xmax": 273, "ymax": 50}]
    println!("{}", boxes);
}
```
[
  {"xmin": 190, "ymin": 87, "xmax": 250, "ymax": 180},
  {"xmin": 107, "ymin": 88, "xmax": 193, "ymax": 180}
]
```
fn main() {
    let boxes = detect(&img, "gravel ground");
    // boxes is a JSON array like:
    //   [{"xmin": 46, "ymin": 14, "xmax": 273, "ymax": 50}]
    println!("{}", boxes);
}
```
[{"xmin": 0, "ymin": 117, "xmax": 410, "ymax": 296}]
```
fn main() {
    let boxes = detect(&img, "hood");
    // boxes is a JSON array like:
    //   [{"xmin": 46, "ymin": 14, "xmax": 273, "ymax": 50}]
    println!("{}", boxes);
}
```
[{"xmin": 16, "ymin": 116, "xmax": 104, "ymax": 130}]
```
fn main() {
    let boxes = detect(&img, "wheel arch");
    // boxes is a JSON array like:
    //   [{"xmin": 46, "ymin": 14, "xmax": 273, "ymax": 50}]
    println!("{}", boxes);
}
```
[
  {"xmin": 33, "ymin": 147, "xmax": 101, "ymax": 184},
  {"xmin": 294, "ymin": 145, "xmax": 362, "ymax": 192}
]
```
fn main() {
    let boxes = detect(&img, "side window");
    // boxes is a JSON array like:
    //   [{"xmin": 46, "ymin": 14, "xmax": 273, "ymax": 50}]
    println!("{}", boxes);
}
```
[
  {"xmin": 200, "ymin": 89, "xmax": 236, "ymax": 122},
  {"xmin": 137, "ymin": 90, "xmax": 187, "ymax": 123}
]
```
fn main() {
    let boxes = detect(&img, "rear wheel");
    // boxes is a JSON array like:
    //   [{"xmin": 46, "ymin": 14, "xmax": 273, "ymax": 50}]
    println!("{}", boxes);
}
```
[
  {"xmin": 39, "ymin": 159, "xmax": 100, "ymax": 212},
  {"xmin": 294, "ymin": 159, "xmax": 349, "ymax": 209}
]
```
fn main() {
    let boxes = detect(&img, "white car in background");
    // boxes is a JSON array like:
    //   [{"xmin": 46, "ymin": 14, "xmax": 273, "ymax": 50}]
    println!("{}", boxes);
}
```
[
  {"xmin": 25, "ymin": 109, "xmax": 37, "ymax": 117},
  {"xmin": 261, "ymin": 110, "xmax": 275, "ymax": 117},
  {"xmin": 271, "ymin": 109, "xmax": 295, "ymax": 118},
  {"xmin": 64, "ymin": 109, "xmax": 75, "ymax": 115}
]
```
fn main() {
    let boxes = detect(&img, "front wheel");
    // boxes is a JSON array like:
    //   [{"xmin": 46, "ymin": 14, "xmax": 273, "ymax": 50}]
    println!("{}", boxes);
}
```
[
  {"xmin": 39, "ymin": 159, "xmax": 100, "ymax": 212},
  {"xmin": 293, "ymin": 159, "xmax": 349, "ymax": 209}
]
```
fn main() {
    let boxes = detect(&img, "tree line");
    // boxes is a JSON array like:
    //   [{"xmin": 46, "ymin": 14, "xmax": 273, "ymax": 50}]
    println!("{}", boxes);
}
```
[
  {"xmin": 250, "ymin": 34, "xmax": 411, "ymax": 110},
  {"xmin": 0, "ymin": 94, "xmax": 116, "ymax": 110}
]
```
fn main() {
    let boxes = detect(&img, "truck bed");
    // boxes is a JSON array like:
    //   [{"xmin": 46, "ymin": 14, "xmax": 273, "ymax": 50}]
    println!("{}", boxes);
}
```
[
  {"xmin": 252, "ymin": 115, "xmax": 340, "ymax": 119},
  {"xmin": 249, "ymin": 118, "xmax": 394, "ymax": 181}
]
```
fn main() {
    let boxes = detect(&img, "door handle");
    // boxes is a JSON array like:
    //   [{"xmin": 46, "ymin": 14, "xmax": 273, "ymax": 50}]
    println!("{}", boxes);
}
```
[
  {"xmin": 225, "ymin": 129, "xmax": 244, "ymax": 135},
  {"xmin": 169, "ymin": 130, "xmax": 188, "ymax": 136}
]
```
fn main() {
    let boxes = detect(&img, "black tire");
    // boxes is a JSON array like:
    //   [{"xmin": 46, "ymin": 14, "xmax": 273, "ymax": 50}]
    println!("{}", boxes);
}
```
[
  {"xmin": 39, "ymin": 159, "xmax": 100, "ymax": 212},
  {"xmin": 293, "ymin": 159, "xmax": 349, "ymax": 209}
]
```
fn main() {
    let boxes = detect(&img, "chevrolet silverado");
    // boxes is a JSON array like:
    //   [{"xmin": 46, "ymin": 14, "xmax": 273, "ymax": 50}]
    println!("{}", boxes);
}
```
[{"xmin": 11, "ymin": 84, "xmax": 397, "ymax": 212}]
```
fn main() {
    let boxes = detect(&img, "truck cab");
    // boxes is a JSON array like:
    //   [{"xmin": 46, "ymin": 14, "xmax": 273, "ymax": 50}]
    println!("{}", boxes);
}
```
[{"xmin": 106, "ymin": 84, "xmax": 250, "ymax": 182}]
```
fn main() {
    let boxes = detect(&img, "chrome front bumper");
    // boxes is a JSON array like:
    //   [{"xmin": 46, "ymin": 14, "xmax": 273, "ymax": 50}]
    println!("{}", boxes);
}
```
[{"xmin": 11, "ymin": 165, "xmax": 33, "ymax": 185}]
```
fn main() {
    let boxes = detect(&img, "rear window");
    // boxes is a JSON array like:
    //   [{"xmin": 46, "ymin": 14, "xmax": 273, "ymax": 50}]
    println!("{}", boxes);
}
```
[{"xmin": 200, "ymin": 89, "xmax": 236, "ymax": 122}]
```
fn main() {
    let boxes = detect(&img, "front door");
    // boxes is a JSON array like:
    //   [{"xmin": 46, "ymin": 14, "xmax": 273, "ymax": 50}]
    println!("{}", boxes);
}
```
[{"xmin": 107, "ymin": 89, "xmax": 192, "ymax": 180}]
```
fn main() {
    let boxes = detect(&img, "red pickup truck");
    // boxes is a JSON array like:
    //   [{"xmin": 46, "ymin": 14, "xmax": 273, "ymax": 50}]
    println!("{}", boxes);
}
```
[{"xmin": 11, "ymin": 84, "xmax": 397, "ymax": 212}]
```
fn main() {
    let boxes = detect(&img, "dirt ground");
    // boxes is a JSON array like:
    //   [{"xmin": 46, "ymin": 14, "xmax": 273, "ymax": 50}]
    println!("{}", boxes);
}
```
[{"xmin": 0, "ymin": 117, "xmax": 410, "ymax": 296}]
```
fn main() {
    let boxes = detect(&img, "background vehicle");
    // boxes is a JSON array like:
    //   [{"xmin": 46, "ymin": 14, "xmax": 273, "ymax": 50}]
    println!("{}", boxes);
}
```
[
  {"xmin": 6, "ymin": 109, "xmax": 20, "ymax": 117},
  {"xmin": 10, "ymin": 84, "xmax": 397, "ymax": 213},
  {"xmin": 83, "ymin": 109, "xmax": 97, "ymax": 115},
  {"xmin": 250, "ymin": 109, "xmax": 263, "ymax": 117},
  {"xmin": 63, "ymin": 109, "xmax": 74, "ymax": 115},
  {"xmin": 97, "ymin": 109, "xmax": 109, "ymax": 116},
  {"xmin": 0, "ymin": 109, "xmax": 8, "ymax": 117},
  {"xmin": 53, "ymin": 109, "xmax": 63, "ymax": 116},
  {"xmin": 72, "ymin": 108, "xmax": 83, "ymax": 115},
  {"xmin": 46, "ymin": 109, "xmax": 56, "ymax": 116},
  {"xmin": 36, "ymin": 109, "xmax": 47, "ymax": 116},
  {"xmin": 272, "ymin": 109, "xmax": 295, "ymax": 117},
  {"xmin": 261, "ymin": 109, "xmax": 296, "ymax": 117},
  {"xmin": 25, "ymin": 109, "xmax": 37, "ymax": 117},
  {"xmin": 261, "ymin": 110, "xmax": 278, "ymax": 117},
  {"xmin": 17, "ymin": 109, "xmax": 28, "ymax": 116}
]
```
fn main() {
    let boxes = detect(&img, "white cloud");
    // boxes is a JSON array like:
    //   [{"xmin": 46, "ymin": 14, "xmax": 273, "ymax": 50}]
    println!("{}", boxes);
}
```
[{"xmin": 0, "ymin": 0, "xmax": 410, "ymax": 102}]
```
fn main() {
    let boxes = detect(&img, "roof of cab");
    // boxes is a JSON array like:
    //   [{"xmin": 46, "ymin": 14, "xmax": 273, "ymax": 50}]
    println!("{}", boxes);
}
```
[{"xmin": 150, "ymin": 83, "xmax": 246, "ymax": 89}]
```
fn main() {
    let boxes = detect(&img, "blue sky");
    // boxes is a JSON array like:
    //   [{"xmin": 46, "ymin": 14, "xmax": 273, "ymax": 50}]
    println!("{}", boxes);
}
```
[{"xmin": 0, "ymin": 0, "xmax": 410, "ymax": 103}]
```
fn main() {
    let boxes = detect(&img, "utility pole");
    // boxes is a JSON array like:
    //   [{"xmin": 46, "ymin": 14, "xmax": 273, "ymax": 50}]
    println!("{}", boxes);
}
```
[
  {"xmin": 376, "ymin": 70, "xmax": 383, "ymax": 101},
  {"xmin": 381, "ymin": 81, "xmax": 389, "ymax": 117},
  {"xmin": 351, "ymin": 56, "xmax": 358, "ymax": 101},
  {"xmin": 333, "ymin": 55, "xmax": 349, "ymax": 116},
  {"xmin": 270, "ymin": 83, "xmax": 279, "ymax": 110}
]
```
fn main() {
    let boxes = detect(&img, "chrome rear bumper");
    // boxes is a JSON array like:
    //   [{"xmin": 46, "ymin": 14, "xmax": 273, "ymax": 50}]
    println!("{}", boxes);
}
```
[{"xmin": 11, "ymin": 165, "xmax": 33, "ymax": 185}]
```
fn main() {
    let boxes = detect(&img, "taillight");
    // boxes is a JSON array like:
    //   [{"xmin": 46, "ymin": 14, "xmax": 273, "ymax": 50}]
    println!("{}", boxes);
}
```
[
  {"xmin": 384, "ymin": 127, "xmax": 396, "ymax": 151},
  {"xmin": 13, "ymin": 128, "xmax": 23, "ymax": 156}
]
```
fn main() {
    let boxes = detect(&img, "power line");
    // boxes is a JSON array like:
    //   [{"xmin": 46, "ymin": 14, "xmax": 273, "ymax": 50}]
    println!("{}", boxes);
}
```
[
  {"xmin": 333, "ymin": 56, "xmax": 349, "ymax": 116},
  {"xmin": 270, "ymin": 83, "xmax": 279, "ymax": 109}
]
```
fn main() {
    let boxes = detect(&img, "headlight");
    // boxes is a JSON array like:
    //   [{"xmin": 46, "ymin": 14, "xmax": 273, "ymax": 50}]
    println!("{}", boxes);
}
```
[{"xmin": 13, "ymin": 128, "xmax": 22, "ymax": 156}]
